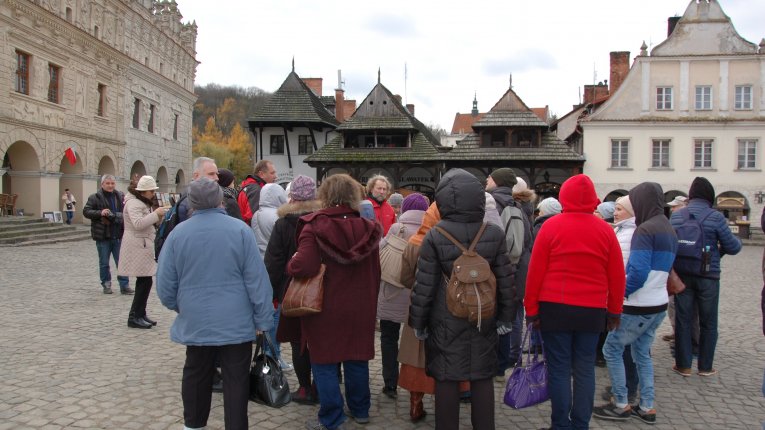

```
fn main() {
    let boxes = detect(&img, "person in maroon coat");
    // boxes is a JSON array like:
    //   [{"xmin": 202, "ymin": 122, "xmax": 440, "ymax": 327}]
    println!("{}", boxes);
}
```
[{"xmin": 287, "ymin": 174, "xmax": 383, "ymax": 430}]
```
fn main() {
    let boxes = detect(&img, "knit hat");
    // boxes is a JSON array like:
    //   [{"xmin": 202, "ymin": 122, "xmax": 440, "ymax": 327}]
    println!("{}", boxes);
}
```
[
  {"xmin": 615, "ymin": 196, "xmax": 634, "ymax": 216},
  {"xmin": 597, "ymin": 201, "xmax": 616, "ymax": 220},
  {"xmin": 388, "ymin": 193, "xmax": 404, "ymax": 207},
  {"xmin": 188, "ymin": 177, "xmax": 223, "ymax": 210},
  {"xmin": 512, "ymin": 177, "xmax": 528, "ymax": 193},
  {"xmin": 688, "ymin": 177, "xmax": 715, "ymax": 204},
  {"xmin": 288, "ymin": 175, "xmax": 316, "ymax": 201},
  {"xmin": 667, "ymin": 195, "xmax": 688, "ymax": 207},
  {"xmin": 217, "ymin": 168, "xmax": 235, "ymax": 188},
  {"xmin": 135, "ymin": 175, "xmax": 159, "ymax": 191},
  {"xmin": 489, "ymin": 168, "xmax": 517, "ymax": 188},
  {"xmin": 401, "ymin": 193, "xmax": 428, "ymax": 213},
  {"xmin": 537, "ymin": 197, "xmax": 562, "ymax": 216}
]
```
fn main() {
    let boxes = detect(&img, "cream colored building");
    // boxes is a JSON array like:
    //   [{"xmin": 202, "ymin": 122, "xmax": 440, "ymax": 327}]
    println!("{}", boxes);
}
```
[
  {"xmin": 0, "ymin": 0, "xmax": 197, "ymax": 222},
  {"xmin": 582, "ymin": 0, "xmax": 765, "ymax": 222}
]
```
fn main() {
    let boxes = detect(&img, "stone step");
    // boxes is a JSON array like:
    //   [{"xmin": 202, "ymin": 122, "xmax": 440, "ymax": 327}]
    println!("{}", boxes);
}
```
[
  {"xmin": 0, "ymin": 216, "xmax": 92, "ymax": 246},
  {"xmin": 6, "ymin": 232, "xmax": 92, "ymax": 247},
  {"xmin": 0, "ymin": 223, "xmax": 78, "ymax": 238},
  {"xmin": 0, "ymin": 229, "xmax": 91, "ymax": 246}
]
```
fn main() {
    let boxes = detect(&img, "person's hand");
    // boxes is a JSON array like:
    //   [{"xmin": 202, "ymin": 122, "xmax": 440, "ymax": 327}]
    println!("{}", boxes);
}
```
[
  {"xmin": 607, "ymin": 315, "xmax": 621, "ymax": 331},
  {"xmin": 496, "ymin": 321, "xmax": 512, "ymax": 335},
  {"xmin": 156, "ymin": 207, "xmax": 168, "ymax": 218},
  {"xmin": 525, "ymin": 315, "xmax": 540, "ymax": 330},
  {"xmin": 256, "ymin": 330, "xmax": 263, "ymax": 335},
  {"xmin": 414, "ymin": 328, "xmax": 429, "ymax": 341},
  {"xmin": 101, "ymin": 208, "xmax": 111, "ymax": 217}
]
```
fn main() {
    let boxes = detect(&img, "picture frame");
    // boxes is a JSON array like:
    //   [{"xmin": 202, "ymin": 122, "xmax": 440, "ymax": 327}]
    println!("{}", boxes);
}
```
[
  {"xmin": 53, "ymin": 211, "xmax": 63, "ymax": 223},
  {"xmin": 42, "ymin": 211, "xmax": 54, "ymax": 222}
]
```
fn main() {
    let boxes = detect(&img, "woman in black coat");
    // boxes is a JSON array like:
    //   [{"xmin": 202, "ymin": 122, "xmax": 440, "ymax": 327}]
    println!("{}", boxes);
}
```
[{"xmin": 409, "ymin": 168, "xmax": 516, "ymax": 430}]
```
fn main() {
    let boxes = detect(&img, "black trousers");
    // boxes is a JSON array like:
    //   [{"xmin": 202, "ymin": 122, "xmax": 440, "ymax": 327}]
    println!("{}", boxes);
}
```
[
  {"xmin": 290, "ymin": 341, "xmax": 312, "ymax": 388},
  {"xmin": 128, "ymin": 276, "xmax": 152, "ymax": 318},
  {"xmin": 182, "ymin": 342, "xmax": 252, "ymax": 430},
  {"xmin": 435, "ymin": 378, "xmax": 495, "ymax": 430},
  {"xmin": 379, "ymin": 320, "xmax": 401, "ymax": 390}
]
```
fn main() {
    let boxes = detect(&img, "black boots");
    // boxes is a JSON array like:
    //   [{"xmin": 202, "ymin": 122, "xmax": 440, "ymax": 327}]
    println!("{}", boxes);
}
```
[{"xmin": 127, "ymin": 312, "xmax": 152, "ymax": 329}]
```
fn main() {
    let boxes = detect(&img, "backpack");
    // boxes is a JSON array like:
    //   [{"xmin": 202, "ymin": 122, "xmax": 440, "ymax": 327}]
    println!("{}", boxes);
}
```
[
  {"xmin": 434, "ymin": 223, "xmax": 497, "ymax": 328},
  {"xmin": 379, "ymin": 225, "xmax": 408, "ymax": 288},
  {"xmin": 673, "ymin": 207, "xmax": 714, "ymax": 276},
  {"xmin": 500, "ymin": 204, "xmax": 525, "ymax": 265},
  {"xmin": 154, "ymin": 194, "xmax": 187, "ymax": 261}
]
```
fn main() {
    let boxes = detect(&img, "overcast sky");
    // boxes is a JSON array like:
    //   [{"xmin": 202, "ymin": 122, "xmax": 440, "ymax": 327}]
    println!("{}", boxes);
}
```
[{"xmin": 178, "ymin": 0, "xmax": 765, "ymax": 130}]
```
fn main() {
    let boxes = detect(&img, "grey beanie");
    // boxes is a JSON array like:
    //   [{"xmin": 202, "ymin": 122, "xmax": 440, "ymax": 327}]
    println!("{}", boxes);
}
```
[
  {"xmin": 388, "ymin": 193, "xmax": 404, "ymax": 207},
  {"xmin": 537, "ymin": 197, "xmax": 562, "ymax": 216},
  {"xmin": 597, "ymin": 201, "xmax": 616, "ymax": 220},
  {"xmin": 188, "ymin": 177, "xmax": 223, "ymax": 210}
]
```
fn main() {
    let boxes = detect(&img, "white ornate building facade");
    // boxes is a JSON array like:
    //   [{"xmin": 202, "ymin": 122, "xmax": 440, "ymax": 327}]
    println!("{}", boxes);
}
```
[{"xmin": 0, "ymin": 0, "xmax": 197, "ymax": 221}]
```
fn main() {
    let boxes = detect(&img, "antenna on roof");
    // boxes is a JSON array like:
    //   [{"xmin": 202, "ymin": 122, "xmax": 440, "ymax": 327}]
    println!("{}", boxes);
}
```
[
  {"xmin": 404, "ymin": 62, "xmax": 408, "ymax": 104},
  {"xmin": 593, "ymin": 62, "xmax": 597, "ymax": 85},
  {"xmin": 292, "ymin": 56, "xmax": 295, "ymax": 72},
  {"xmin": 378, "ymin": 67, "xmax": 381, "ymax": 84},
  {"xmin": 337, "ymin": 70, "xmax": 345, "ymax": 90},
  {"xmin": 509, "ymin": 73, "xmax": 513, "ymax": 89}
]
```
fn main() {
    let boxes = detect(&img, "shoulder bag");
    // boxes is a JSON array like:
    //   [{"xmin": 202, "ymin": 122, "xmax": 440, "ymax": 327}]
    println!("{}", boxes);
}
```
[
  {"xmin": 249, "ymin": 333, "xmax": 291, "ymax": 407},
  {"xmin": 380, "ymin": 225, "xmax": 408, "ymax": 288},
  {"xmin": 282, "ymin": 263, "xmax": 325, "ymax": 317},
  {"xmin": 503, "ymin": 323, "xmax": 549, "ymax": 409}
]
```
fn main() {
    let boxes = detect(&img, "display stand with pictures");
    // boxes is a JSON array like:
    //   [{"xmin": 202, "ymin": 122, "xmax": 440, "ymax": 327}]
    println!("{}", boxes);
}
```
[
  {"xmin": 42, "ymin": 211, "xmax": 54, "ymax": 222},
  {"xmin": 53, "ymin": 211, "xmax": 63, "ymax": 223}
]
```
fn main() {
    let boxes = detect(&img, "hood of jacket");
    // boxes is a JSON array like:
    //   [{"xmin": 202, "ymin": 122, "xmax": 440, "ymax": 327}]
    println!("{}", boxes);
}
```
[
  {"xmin": 277, "ymin": 199, "xmax": 322, "ymax": 218},
  {"xmin": 259, "ymin": 183, "xmax": 287, "ymax": 210},
  {"xmin": 240, "ymin": 174, "xmax": 266, "ymax": 189},
  {"xmin": 513, "ymin": 189, "xmax": 537, "ymax": 204},
  {"xmin": 559, "ymin": 174, "xmax": 599, "ymax": 214},
  {"xmin": 409, "ymin": 202, "xmax": 441, "ymax": 246},
  {"xmin": 688, "ymin": 176, "xmax": 715, "ymax": 205},
  {"xmin": 300, "ymin": 205, "xmax": 383, "ymax": 264},
  {"xmin": 489, "ymin": 186, "xmax": 515, "ymax": 211},
  {"xmin": 436, "ymin": 168, "xmax": 485, "ymax": 223},
  {"xmin": 629, "ymin": 182, "xmax": 665, "ymax": 226}
]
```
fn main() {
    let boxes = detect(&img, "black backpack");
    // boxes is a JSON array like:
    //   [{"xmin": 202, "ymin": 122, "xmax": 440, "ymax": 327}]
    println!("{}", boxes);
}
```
[
  {"xmin": 154, "ymin": 195, "xmax": 186, "ymax": 261},
  {"xmin": 673, "ymin": 207, "xmax": 713, "ymax": 275}
]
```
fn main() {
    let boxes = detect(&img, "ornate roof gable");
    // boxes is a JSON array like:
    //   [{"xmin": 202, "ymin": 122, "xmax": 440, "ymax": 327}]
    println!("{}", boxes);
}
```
[
  {"xmin": 249, "ymin": 71, "xmax": 339, "ymax": 127},
  {"xmin": 472, "ymin": 87, "xmax": 549, "ymax": 128},
  {"xmin": 651, "ymin": 0, "xmax": 757, "ymax": 56}
]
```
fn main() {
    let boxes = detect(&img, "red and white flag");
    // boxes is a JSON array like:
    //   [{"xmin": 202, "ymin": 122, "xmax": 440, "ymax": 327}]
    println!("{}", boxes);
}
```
[{"xmin": 64, "ymin": 147, "xmax": 77, "ymax": 166}]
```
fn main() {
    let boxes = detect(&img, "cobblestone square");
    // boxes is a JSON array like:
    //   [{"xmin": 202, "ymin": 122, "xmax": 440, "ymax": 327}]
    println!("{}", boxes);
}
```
[{"xmin": 1, "ymin": 243, "xmax": 763, "ymax": 429}]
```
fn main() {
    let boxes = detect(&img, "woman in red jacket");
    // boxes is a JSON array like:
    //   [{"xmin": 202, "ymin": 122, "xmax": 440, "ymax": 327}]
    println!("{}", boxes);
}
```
[{"xmin": 525, "ymin": 174, "xmax": 625, "ymax": 430}]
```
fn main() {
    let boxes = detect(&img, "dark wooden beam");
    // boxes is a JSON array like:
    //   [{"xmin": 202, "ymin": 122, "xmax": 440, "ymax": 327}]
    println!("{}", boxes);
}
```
[{"xmin": 282, "ymin": 126, "xmax": 293, "ymax": 169}]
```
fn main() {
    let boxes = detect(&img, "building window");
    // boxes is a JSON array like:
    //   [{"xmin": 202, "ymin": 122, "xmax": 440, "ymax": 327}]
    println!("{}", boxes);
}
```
[
  {"xmin": 173, "ymin": 114, "xmax": 179, "ymax": 140},
  {"xmin": 97, "ymin": 84, "xmax": 106, "ymax": 116},
  {"xmin": 656, "ymin": 87, "xmax": 673, "ymax": 110},
  {"xmin": 298, "ymin": 135, "xmax": 313, "ymax": 155},
  {"xmin": 65, "ymin": 7, "xmax": 72, "ymax": 22},
  {"xmin": 610, "ymin": 139, "xmax": 629, "ymax": 168},
  {"xmin": 734, "ymin": 85, "xmax": 752, "ymax": 110},
  {"xmin": 47, "ymin": 63, "xmax": 61, "ymax": 103},
  {"xmin": 695, "ymin": 86, "xmax": 712, "ymax": 110},
  {"xmin": 270, "ymin": 135, "xmax": 285, "ymax": 154},
  {"xmin": 132, "ymin": 98, "xmax": 141, "ymax": 129},
  {"xmin": 15, "ymin": 50, "xmax": 30, "ymax": 95},
  {"xmin": 652, "ymin": 139, "xmax": 671, "ymax": 168},
  {"xmin": 148, "ymin": 105, "xmax": 156, "ymax": 133},
  {"xmin": 738, "ymin": 139, "xmax": 757, "ymax": 169},
  {"xmin": 694, "ymin": 139, "xmax": 713, "ymax": 168},
  {"xmin": 94, "ymin": 25, "xmax": 99, "ymax": 39}
]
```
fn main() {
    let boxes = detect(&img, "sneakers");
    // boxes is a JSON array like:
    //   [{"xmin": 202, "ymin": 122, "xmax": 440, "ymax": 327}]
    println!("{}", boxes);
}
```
[
  {"xmin": 102, "ymin": 282, "xmax": 113, "ymax": 294},
  {"xmin": 698, "ymin": 368, "xmax": 717, "ymax": 377},
  {"xmin": 632, "ymin": 405, "xmax": 657, "ymax": 424},
  {"xmin": 120, "ymin": 287, "xmax": 134, "ymax": 295},
  {"xmin": 592, "ymin": 402, "xmax": 632, "ymax": 421},
  {"xmin": 278, "ymin": 358, "xmax": 294, "ymax": 373},
  {"xmin": 600, "ymin": 386, "xmax": 637, "ymax": 405},
  {"xmin": 672, "ymin": 365, "xmax": 692, "ymax": 377},
  {"xmin": 345, "ymin": 410, "xmax": 370, "ymax": 424}
]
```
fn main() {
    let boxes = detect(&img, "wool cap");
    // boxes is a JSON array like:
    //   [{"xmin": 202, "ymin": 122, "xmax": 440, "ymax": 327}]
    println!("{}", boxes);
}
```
[
  {"xmin": 688, "ymin": 177, "xmax": 715, "ymax": 204},
  {"xmin": 135, "ymin": 175, "xmax": 159, "ymax": 191},
  {"xmin": 615, "ymin": 195, "xmax": 634, "ymax": 216},
  {"xmin": 217, "ymin": 168, "xmax": 235, "ymax": 188},
  {"xmin": 388, "ymin": 193, "xmax": 404, "ymax": 207},
  {"xmin": 512, "ymin": 177, "xmax": 528, "ymax": 193},
  {"xmin": 188, "ymin": 177, "xmax": 223, "ymax": 210},
  {"xmin": 597, "ymin": 201, "xmax": 616, "ymax": 219},
  {"xmin": 401, "ymin": 193, "xmax": 429, "ymax": 213},
  {"xmin": 489, "ymin": 168, "xmax": 517, "ymax": 188},
  {"xmin": 289, "ymin": 175, "xmax": 316, "ymax": 201},
  {"xmin": 537, "ymin": 197, "xmax": 562, "ymax": 216},
  {"xmin": 667, "ymin": 195, "xmax": 688, "ymax": 207}
]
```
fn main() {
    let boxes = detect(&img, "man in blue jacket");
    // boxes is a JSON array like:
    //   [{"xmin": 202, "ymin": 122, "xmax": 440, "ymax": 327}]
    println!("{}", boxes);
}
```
[
  {"xmin": 593, "ymin": 182, "xmax": 677, "ymax": 425},
  {"xmin": 670, "ymin": 177, "xmax": 741, "ymax": 378},
  {"xmin": 157, "ymin": 177, "xmax": 274, "ymax": 430}
]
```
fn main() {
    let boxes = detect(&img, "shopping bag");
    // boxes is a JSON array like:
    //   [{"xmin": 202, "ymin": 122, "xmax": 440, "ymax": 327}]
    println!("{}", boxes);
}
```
[{"xmin": 503, "ymin": 323, "xmax": 549, "ymax": 409}]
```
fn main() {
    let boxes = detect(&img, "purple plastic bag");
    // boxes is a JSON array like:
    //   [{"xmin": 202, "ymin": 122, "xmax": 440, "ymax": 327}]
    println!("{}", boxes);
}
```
[{"xmin": 503, "ymin": 324, "xmax": 549, "ymax": 409}]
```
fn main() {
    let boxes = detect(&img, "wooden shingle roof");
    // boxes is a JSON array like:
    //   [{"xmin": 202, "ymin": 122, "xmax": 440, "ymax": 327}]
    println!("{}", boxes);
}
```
[
  {"xmin": 248, "ymin": 72, "xmax": 340, "ymax": 127},
  {"xmin": 472, "ymin": 87, "xmax": 549, "ymax": 128},
  {"xmin": 444, "ymin": 132, "xmax": 585, "ymax": 161}
]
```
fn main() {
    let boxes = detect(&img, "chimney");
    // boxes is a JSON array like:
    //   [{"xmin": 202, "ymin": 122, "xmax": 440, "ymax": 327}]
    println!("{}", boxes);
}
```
[
  {"xmin": 343, "ymin": 100, "xmax": 356, "ymax": 121},
  {"xmin": 609, "ymin": 51, "xmax": 630, "ymax": 95},
  {"xmin": 406, "ymin": 104, "xmax": 415, "ymax": 115},
  {"xmin": 667, "ymin": 16, "xmax": 681, "ymax": 37},
  {"xmin": 302, "ymin": 78, "xmax": 323, "ymax": 96},
  {"xmin": 393, "ymin": 94, "xmax": 402, "ymax": 105},
  {"xmin": 583, "ymin": 83, "xmax": 609, "ymax": 104},
  {"xmin": 335, "ymin": 88, "xmax": 345, "ymax": 122}
]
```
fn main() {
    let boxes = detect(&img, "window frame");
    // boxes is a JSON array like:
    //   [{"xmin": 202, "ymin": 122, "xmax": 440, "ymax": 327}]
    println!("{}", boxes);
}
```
[
  {"xmin": 694, "ymin": 85, "xmax": 712, "ymax": 110},
  {"xmin": 173, "ymin": 114, "xmax": 179, "ymax": 140},
  {"xmin": 737, "ymin": 138, "xmax": 758, "ymax": 169},
  {"xmin": 97, "ymin": 84, "xmax": 106, "ymax": 117},
  {"xmin": 734, "ymin": 85, "xmax": 753, "ymax": 110},
  {"xmin": 270, "ymin": 135, "xmax": 285, "ymax": 155},
  {"xmin": 15, "ymin": 50, "xmax": 30, "ymax": 95},
  {"xmin": 693, "ymin": 138, "xmax": 714, "ymax": 168},
  {"xmin": 132, "ymin": 98, "xmax": 141, "ymax": 129},
  {"xmin": 47, "ymin": 63, "xmax": 61, "ymax": 104},
  {"xmin": 651, "ymin": 139, "xmax": 671, "ymax": 168},
  {"xmin": 148, "ymin": 104, "xmax": 156, "ymax": 133},
  {"xmin": 656, "ymin": 86, "xmax": 673, "ymax": 110},
  {"xmin": 610, "ymin": 138, "xmax": 630, "ymax": 168},
  {"xmin": 298, "ymin": 135, "xmax": 313, "ymax": 155}
]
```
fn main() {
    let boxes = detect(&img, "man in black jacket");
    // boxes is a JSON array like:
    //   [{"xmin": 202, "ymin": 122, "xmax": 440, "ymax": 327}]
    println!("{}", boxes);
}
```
[{"xmin": 82, "ymin": 174, "xmax": 131, "ymax": 295}]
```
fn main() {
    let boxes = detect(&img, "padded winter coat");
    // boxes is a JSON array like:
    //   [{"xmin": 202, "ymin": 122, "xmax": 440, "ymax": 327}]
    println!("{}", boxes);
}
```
[
  {"xmin": 117, "ymin": 193, "xmax": 162, "ymax": 277},
  {"xmin": 409, "ymin": 169, "xmax": 516, "ymax": 382},
  {"xmin": 252, "ymin": 184, "xmax": 288, "ymax": 258},
  {"xmin": 82, "ymin": 188, "xmax": 125, "ymax": 241}
]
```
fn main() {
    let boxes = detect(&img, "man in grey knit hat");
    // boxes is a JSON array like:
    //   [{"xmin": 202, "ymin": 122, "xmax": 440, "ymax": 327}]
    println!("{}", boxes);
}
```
[{"xmin": 157, "ymin": 177, "xmax": 274, "ymax": 430}]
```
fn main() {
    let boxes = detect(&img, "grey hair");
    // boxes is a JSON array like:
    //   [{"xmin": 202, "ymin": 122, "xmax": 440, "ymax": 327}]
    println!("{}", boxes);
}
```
[
  {"xmin": 193, "ymin": 157, "xmax": 215, "ymax": 174},
  {"xmin": 100, "ymin": 174, "xmax": 116, "ymax": 184}
]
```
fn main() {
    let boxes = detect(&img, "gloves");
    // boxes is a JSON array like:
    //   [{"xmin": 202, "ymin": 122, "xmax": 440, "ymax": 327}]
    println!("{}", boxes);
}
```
[
  {"xmin": 414, "ymin": 328, "xmax": 429, "ymax": 341},
  {"xmin": 607, "ymin": 315, "xmax": 621, "ymax": 331},
  {"xmin": 525, "ymin": 315, "xmax": 540, "ymax": 330},
  {"xmin": 496, "ymin": 321, "xmax": 512, "ymax": 335}
]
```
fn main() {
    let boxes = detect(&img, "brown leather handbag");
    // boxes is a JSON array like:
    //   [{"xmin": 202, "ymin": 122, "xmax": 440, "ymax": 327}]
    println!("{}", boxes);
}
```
[
  {"xmin": 666, "ymin": 269, "xmax": 686, "ymax": 296},
  {"xmin": 282, "ymin": 264, "xmax": 326, "ymax": 317}
]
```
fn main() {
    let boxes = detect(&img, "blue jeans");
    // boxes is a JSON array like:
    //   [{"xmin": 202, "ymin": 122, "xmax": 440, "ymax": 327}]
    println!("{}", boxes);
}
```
[
  {"xmin": 497, "ymin": 305, "xmax": 524, "ymax": 373},
  {"xmin": 95, "ymin": 239, "xmax": 129, "ymax": 289},
  {"xmin": 65, "ymin": 211, "xmax": 74, "ymax": 224},
  {"xmin": 675, "ymin": 275, "xmax": 719, "ymax": 371},
  {"xmin": 266, "ymin": 306, "xmax": 281, "ymax": 359},
  {"xmin": 542, "ymin": 330, "xmax": 600, "ymax": 430},
  {"xmin": 312, "ymin": 361, "xmax": 370, "ymax": 430},
  {"xmin": 603, "ymin": 312, "xmax": 665, "ymax": 409}
]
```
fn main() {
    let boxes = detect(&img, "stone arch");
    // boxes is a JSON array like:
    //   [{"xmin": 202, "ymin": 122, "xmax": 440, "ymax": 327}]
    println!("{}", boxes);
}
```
[
  {"xmin": 715, "ymin": 190, "xmax": 750, "ymax": 222},
  {"xmin": 0, "ymin": 128, "xmax": 43, "ymax": 170},
  {"xmin": 604, "ymin": 189, "xmax": 628, "ymax": 202},
  {"xmin": 3, "ymin": 140, "xmax": 41, "ymax": 171},
  {"xmin": 462, "ymin": 167, "xmax": 487, "ymax": 182},
  {"xmin": 175, "ymin": 169, "xmax": 186, "ymax": 193},
  {"xmin": 97, "ymin": 156, "xmax": 116, "ymax": 177},
  {"xmin": 93, "ymin": 147, "xmax": 119, "ymax": 176},
  {"xmin": 130, "ymin": 160, "xmax": 147, "ymax": 182},
  {"xmin": 156, "ymin": 166, "xmax": 169, "ymax": 192}
]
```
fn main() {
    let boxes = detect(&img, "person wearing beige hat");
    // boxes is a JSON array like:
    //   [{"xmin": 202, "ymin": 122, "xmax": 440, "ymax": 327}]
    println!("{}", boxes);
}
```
[
  {"xmin": 667, "ymin": 195, "xmax": 688, "ymax": 213},
  {"xmin": 118, "ymin": 175, "xmax": 167, "ymax": 329}
]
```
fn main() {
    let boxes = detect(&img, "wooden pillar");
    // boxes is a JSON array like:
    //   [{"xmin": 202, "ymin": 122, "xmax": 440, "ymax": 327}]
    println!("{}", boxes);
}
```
[{"xmin": 282, "ymin": 126, "xmax": 293, "ymax": 169}]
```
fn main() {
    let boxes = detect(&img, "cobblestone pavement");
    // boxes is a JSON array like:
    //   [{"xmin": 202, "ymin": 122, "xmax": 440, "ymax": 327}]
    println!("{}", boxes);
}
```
[{"xmin": 1, "ymin": 242, "xmax": 764, "ymax": 430}]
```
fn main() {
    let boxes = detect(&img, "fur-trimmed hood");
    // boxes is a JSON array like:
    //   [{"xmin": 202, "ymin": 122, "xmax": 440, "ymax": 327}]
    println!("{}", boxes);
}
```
[
  {"xmin": 277, "ymin": 200, "xmax": 322, "ymax": 218},
  {"xmin": 513, "ymin": 189, "xmax": 537, "ymax": 204}
]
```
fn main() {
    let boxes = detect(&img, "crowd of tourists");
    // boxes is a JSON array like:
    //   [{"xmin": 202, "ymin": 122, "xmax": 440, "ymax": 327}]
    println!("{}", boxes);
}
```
[{"xmin": 82, "ymin": 158, "xmax": 744, "ymax": 430}]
